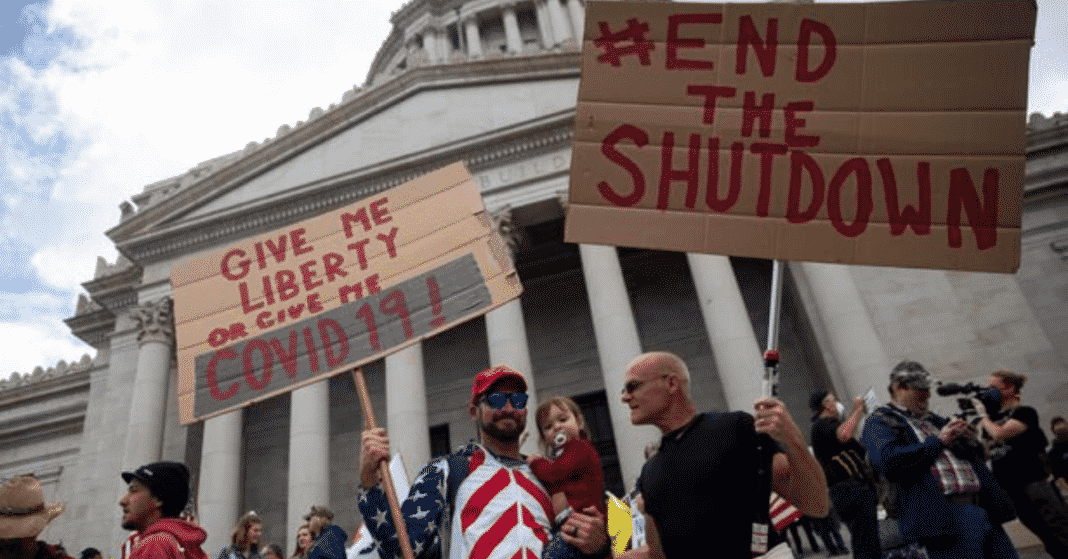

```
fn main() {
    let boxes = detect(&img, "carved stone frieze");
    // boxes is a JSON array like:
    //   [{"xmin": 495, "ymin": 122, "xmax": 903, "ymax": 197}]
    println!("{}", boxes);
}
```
[
  {"xmin": 130, "ymin": 297, "xmax": 174, "ymax": 347},
  {"xmin": 121, "ymin": 116, "xmax": 575, "ymax": 265}
]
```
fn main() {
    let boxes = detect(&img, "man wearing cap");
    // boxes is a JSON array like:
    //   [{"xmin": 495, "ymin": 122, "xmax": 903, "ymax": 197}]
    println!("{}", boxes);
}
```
[
  {"xmin": 358, "ymin": 364, "xmax": 608, "ymax": 559},
  {"xmin": 0, "ymin": 475, "xmax": 72, "ymax": 559},
  {"xmin": 304, "ymin": 506, "xmax": 347, "ymax": 559},
  {"xmin": 119, "ymin": 461, "xmax": 208, "ymax": 559},
  {"xmin": 861, "ymin": 361, "xmax": 1017, "ymax": 559}
]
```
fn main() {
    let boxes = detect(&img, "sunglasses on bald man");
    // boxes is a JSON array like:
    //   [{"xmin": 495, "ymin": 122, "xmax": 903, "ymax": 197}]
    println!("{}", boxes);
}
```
[{"xmin": 481, "ymin": 391, "xmax": 529, "ymax": 410}]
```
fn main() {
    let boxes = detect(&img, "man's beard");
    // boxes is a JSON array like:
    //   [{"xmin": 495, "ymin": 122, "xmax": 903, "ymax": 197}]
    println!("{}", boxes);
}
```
[{"xmin": 479, "ymin": 413, "xmax": 525, "ymax": 441}]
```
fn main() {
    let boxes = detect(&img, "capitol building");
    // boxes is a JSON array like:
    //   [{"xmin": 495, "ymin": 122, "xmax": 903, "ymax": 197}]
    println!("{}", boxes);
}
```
[{"xmin": 2, "ymin": 0, "xmax": 1067, "ymax": 555}]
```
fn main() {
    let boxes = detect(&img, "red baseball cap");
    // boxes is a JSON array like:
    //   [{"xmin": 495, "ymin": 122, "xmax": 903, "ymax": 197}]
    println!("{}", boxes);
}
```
[{"xmin": 471, "ymin": 365, "xmax": 528, "ymax": 404}]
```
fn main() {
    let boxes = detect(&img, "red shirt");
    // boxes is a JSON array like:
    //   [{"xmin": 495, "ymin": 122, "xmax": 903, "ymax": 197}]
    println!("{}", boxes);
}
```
[{"xmin": 528, "ymin": 437, "xmax": 607, "ymax": 515}]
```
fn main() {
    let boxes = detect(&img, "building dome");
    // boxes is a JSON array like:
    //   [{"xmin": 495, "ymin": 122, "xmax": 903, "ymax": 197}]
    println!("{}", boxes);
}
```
[{"xmin": 365, "ymin": 0, "xmax": 584, "ymax": 86}]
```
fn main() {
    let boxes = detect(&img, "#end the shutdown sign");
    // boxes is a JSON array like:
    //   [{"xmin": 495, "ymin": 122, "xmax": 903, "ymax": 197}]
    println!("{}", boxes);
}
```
[
  {"xmin": 173, "ymin": 163, "xmax": 522, "ymax": 424},
  {"xmin": 565, "ymin": 0, "xmax": 1035, "ymax": 273}
]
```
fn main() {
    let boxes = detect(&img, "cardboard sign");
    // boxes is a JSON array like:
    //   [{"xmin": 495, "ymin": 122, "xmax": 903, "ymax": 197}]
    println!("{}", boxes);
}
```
[
  {"xmin": 173, "ymin": 163, "xmax": 522, "ymax": 424},
  {"xmin": 565, "ymin": 0, "xmax": 1035, "ymax": 273}
]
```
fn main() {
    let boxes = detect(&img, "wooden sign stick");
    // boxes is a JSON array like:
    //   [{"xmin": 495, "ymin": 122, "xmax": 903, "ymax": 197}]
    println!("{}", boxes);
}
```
[{"xmin": 352, "ymin": 367, "xmax": 416, "ymax": 559}]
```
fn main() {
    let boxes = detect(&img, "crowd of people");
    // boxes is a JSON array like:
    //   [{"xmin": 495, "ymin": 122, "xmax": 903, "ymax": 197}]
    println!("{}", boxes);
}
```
[{"xmin": 3, "ymin": 355, "xmax": 1067, "ymax": 559}]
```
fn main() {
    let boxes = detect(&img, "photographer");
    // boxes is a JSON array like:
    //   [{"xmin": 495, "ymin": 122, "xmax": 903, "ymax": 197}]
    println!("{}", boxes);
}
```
[
  {"xmin": 976, "ymin": 370, "xmax": 1068, "ymax": 559},
  {"xmin": 861, "ymin": 361, "xmax": 1017, "ymax": 559}
]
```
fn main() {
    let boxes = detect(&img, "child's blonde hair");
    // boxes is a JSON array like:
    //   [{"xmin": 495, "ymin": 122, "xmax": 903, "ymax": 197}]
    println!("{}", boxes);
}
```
[{"xmin": 534, "ymin": 396, "xmax": 591, "ymax": 450}]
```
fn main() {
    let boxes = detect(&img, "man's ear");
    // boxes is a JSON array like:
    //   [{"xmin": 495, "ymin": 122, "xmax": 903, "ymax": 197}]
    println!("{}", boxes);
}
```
[
  {"xmin": 665, "ymin": 374, "xmax": 681, "ymax": 395},
  {"xmin": 469, "ymin": 402, "xmax": 478, "ymax": 422}
]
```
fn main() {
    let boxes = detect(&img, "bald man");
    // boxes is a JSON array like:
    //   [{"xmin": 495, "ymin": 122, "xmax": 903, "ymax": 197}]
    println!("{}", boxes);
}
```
[{"xmin": 619, "ymin": 352, "xmax": 828, "ymax": 559}]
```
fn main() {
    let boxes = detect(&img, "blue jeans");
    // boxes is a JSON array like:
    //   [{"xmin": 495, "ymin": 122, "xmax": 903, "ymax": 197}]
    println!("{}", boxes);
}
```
[
  {"xmin": 829, "ymin": 482, "xmax": 879, "ymax": 559},
  {"xmin": 917, "ymin": 502, "xmax": 1018, "ymax": 559}
]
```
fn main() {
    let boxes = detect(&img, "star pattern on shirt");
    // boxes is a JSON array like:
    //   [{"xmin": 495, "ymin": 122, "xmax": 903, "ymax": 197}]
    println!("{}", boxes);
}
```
[
  {"xmin": 410, "ymin": 506, "xmax": 430, "ymax": 520},
  {"xmin": 372, "ymin": 507, "xmax": 389, "ymax": 529},
  {"xmin": 410, "ymin": 489, "xmax": 427, "ymax": 500}
]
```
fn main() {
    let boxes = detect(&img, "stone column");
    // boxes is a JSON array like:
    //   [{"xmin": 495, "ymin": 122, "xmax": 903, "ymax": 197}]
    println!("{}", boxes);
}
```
[
  {"xmin": 687, "ymin": 253, "xmax": 765, "ymax": 411},
  {"xmin": 545, "ymin": 0, "xmax": 573, "ymax": 46},
  {"xmin": 485, "ymin": 208, "xmax": 539, "ymax": 455},
  {"xmin": 123, "ymin": 297, "xmax": 173, "ymax": 469},
  {"xmin": 799, "ymin": 262, "xmax": 893, "ymax": 399},
  {"xmin": 423, "ymin": 28, "xmax": 440, "ymax": 63},
  {"xmin": 463, "ymin": 15, "xmax": 483, "ymax": 59},
  {"xmin": 535, "ymin": 0, "xmax": 555, "ymax": 49},
  {"xmin": 566, "ymin": 0, "xmax": 585, "ymax": 43},
  {"xmin": 502, "ymin": 2, "xmax": 524, "ymax": 54},
  {"xmin": 287, "ymin": 381, "xmax": 330, "ymax": 550},
  {"xmin": 578, "ymin": 244, "xmax": 658, "ymax": 489},
  {"xmin": 386, "ymin": 343, "xmax": 431, "ymax": 481},
  {"xmin": 197, "ymin": 410, "xmax": 242, "ymax": 556}
]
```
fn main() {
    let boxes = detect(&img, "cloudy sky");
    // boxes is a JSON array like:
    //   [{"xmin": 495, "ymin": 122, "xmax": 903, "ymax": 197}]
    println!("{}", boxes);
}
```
[{"xmin": 0, "ymin": 0, "xmax": 1065, "ymax": 377}]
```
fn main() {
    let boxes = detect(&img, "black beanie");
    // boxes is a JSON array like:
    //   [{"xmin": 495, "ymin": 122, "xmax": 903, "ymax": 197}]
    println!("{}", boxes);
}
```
[{"xmin": 121, "ymin": 462, "xmax": 190, "ymax": 517}]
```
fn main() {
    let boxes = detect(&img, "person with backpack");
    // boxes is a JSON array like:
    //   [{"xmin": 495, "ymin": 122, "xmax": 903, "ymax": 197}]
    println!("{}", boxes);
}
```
[
  {"xmin": 119, "ymin": 461, "xmax": 208, "ymax": 559},
  {"xmin": 809, "ymin": 390, "xmax": 879, "ymax": 559},
  {"xmin": 358, "ymin": 365, "xmax": 608, "ymax": 559}
]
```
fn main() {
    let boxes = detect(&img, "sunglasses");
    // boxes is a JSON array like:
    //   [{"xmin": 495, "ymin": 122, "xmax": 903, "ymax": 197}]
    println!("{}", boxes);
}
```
[
  {"xmin": 481, "ymin": 391, "xmax": 529, "ymax": 410},
  {"xmin": 622, "ymin": 374, "xmax": 670, "ymax": 395}
]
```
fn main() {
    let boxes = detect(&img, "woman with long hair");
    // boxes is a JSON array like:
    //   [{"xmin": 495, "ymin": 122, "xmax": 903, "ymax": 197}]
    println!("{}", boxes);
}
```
[
  {"xmin": 290, "ymin": 524, "xmax": 312, "ymax": 559},
  {"xmin": 217, "ymin": 511, "xmax": 264, "ymax": 559}
]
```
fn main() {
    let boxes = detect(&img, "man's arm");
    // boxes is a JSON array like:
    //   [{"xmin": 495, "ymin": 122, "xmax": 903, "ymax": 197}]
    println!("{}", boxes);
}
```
[
  {"xmin": 359, "ymin": 428, "xmax": 445, "ymax": 559},
  {"xmin": 978, "ymin": 405, "xmax": 1029, "ymax": 443},
  {"xmin": 836, "ymin": 397, "xmax": 866, "ymax": 443},
  {"xmin": 756, "ymin": 398, "xmax": 829, "ymax": 518},
  {"xmin": 861, "ymin": 410, "xmax": 946, "ymax": 482}
]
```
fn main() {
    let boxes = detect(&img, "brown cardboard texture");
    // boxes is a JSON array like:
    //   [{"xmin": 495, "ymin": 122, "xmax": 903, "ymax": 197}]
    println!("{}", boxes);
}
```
[
  {"xmin": 566, "ymin": 0, "xmax": 1035, "ymax": 273},
  {"xmin": 172, "ymin": 162, "xmax": 523, "ymax": 424}
]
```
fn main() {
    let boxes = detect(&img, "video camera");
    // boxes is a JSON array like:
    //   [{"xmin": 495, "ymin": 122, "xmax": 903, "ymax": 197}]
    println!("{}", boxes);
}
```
[{"xmin": 935, "ymin": 382, "xmax": 1001, "ymax": 420}]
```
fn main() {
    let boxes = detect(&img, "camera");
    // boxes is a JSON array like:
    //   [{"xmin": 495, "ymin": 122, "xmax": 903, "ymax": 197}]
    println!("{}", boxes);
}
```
[{"xmin": 936, "ymin": 382, "xmax": 1001, "ymax": 419}]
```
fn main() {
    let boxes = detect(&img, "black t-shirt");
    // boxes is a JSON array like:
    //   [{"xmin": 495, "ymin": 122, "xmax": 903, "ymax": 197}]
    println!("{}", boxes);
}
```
[
  {"xmin": 637, "ymin": 412, "xmax": 765, "ymax": 559},
  {"xmin": 811, "ymin": 416, "xmax": 872, "ymax": 487},
  {"xmin": 1049, "ymin": 438, "xmax": 1068, "ymax": 481},
  {"xmin": 989, "ymin": 405, "xmax": 1049, "ymax": 488}
]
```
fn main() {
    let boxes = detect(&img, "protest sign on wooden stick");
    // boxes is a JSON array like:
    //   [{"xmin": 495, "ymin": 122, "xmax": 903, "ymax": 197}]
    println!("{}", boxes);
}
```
[
  {"xmin": 173, "ymin": 163, "xmax": 522, "ymax": 424},
  {"xmin": 566, "ymin": 0, "xmax": 1036, "ymax": 273}
]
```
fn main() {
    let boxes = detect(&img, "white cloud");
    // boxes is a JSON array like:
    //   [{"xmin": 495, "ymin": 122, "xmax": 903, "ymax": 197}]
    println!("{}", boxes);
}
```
[
  {"xmin": 0, "ymin": 0, "xmax": 402, "ymax": 375},
  {"xmin": 0, "ymin": 317, "xmax": 92, "ymax": 376}
]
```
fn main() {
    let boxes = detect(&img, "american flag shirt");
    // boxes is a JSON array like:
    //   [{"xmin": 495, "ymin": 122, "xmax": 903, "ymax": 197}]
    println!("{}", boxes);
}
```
[{"xmin": 359, "ymin": 444, "xmax": 558, "ymax": 559}]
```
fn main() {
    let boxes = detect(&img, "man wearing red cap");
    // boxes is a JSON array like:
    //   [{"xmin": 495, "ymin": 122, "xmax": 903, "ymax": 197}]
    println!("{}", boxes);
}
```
[{"xmin": 359, "ymin": 365, "xmax": 608, "ymax": 559}]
